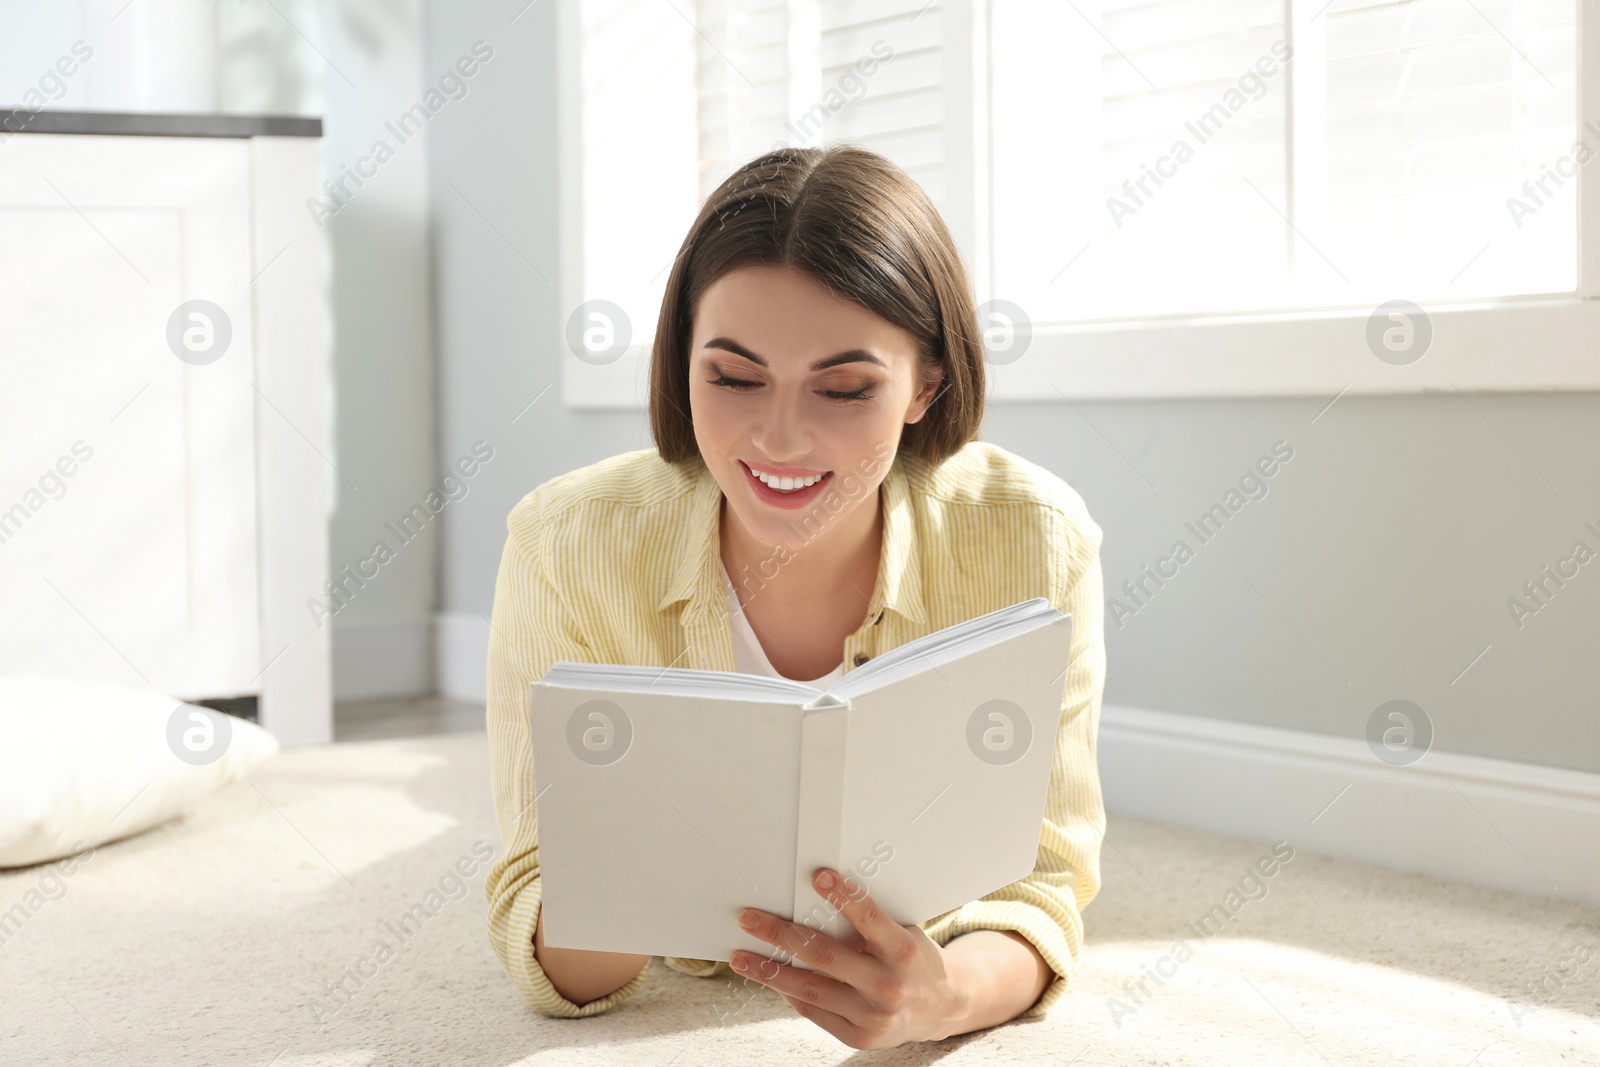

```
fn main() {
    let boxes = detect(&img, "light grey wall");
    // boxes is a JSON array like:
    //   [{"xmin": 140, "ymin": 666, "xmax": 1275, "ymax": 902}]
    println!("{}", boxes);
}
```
[
  {"xmin": 218, "ymin": 0, "xmax": 442, "ymax": 689},
  {"xmin": 424, "ymin": 0, "xmax": 1600, "ymax": 775},
  {"xmin": 986, "ymin": 394, "xmax": 1600, "ymax": 776},
  {"xmin": 424, "ymin": 0, "xmax": 648, "ymax": 636},
  {"xmin": 300, "ymin": 2, "xmax": 439, "ymax": 673},
  {"xmin": 222, "ymin": 0, "xmax": 441, "ymax": 692}
]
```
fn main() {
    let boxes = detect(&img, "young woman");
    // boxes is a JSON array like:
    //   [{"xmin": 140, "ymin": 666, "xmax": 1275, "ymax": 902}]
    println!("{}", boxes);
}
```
[{"xmin": 483, "ymin": 145, "xmax": 1107, "ymax": 1048}]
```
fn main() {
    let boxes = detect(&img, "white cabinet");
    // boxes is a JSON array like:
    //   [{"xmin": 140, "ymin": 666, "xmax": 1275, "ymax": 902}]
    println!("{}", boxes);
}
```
[{"xmin": 0, "ymin": 113, "xmax": 331, "ymax": 745}]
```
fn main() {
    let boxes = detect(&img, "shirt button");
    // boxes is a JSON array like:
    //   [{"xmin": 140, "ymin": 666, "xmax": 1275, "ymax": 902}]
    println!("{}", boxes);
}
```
[{"xmin": 853, "ymin": 653, "xmax": 871, "ymax": 666}]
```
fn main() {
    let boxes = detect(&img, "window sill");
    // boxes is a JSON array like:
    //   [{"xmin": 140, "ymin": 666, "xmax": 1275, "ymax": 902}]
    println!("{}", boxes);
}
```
[{"xmin": 986, "ymin": 295, "xmax": 1600, "ymax": 401}]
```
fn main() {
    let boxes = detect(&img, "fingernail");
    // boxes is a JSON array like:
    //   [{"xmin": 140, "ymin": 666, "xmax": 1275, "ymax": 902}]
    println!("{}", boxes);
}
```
[
  {"xmin": 732, "ymin": 955, "xmax": 749, "ymax": 972},
  {"xmin": 738, "ymin": 910, "xmax": 758, "ymax": 929},
  {"xmin": 816, "ymin": 870, "xmax": 835, "ymax": 890}
]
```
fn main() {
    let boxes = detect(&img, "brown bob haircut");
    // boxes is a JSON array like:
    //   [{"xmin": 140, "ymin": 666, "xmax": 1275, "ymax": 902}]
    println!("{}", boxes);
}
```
[{"xmin": 649, "ymin": 143, "xmax": 985, "ymax": 467}]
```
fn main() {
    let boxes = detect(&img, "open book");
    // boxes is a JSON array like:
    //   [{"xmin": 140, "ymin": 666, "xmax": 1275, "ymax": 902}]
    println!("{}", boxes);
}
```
[{"xmin": 527, "ymin": 596, "xmax": 1073, "ymax": 968}]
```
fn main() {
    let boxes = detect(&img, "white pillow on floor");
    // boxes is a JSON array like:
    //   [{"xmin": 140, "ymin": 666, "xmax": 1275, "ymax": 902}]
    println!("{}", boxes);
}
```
[{"xmin": 0, "ymin": 674, "xmax": 281, "ymax": 868}]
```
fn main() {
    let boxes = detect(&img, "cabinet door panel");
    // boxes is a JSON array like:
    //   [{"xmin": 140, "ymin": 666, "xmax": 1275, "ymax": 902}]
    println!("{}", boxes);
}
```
[{"xmin": 0, "ymin": 135, "xmax": 261, "ymax": 698}]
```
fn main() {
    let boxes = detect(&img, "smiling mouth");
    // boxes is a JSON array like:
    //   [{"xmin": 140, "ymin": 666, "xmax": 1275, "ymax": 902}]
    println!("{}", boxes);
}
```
[{"xmin": 740, "ymin": 460, "xmax": 832, "ymax": 493}]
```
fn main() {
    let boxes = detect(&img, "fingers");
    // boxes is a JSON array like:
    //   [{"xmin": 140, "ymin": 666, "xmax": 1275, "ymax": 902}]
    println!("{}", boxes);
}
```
[
  {"xmin": 813, "ymin": 868, "xmax": 911, "ymax": 964},
  {"xmin": 731, "ymin": 949, "xmax": 874, "ymax": 1045},
  {"xmin": 737, "ymin": 904, "xmax": 855, "ymax": 984},
  {"xmin": 728, "ymin": 870, "xmax": 905, "ymax": 982}
]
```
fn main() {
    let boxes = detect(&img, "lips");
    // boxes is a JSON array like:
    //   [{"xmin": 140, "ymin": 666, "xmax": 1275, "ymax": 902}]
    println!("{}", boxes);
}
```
[{"xmin": 739, "ymin": 460, "xmax": 834, "ymax": 510}]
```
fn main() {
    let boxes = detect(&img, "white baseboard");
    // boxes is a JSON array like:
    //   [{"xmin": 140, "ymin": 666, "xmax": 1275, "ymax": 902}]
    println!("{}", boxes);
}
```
[
  {"xmin": 1100, "ymin": 703, "xmax": 1600, "ymax": 908},
  {"xmin": 330, "ymin": 618, "xmax": 433, "ymax": 700},
  {"xmin": 435, "ymin": 610, "xmax": 491, "ymax": 704}
]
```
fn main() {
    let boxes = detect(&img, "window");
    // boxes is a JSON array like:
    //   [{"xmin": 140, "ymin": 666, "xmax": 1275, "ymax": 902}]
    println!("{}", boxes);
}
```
[
  {"xmin": 992, "ymin": 0, "xmax": 1580, "ymax": 323},
  {"xmin": 560, "ymin": 0, "xmax": 1600, "ymax": 406}
]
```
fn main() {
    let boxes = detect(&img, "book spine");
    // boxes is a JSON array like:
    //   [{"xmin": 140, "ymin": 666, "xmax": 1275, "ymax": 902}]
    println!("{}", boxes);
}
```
[{"xmin": 791, "ymin": 698, "xmax": 850, "ymax": 964}]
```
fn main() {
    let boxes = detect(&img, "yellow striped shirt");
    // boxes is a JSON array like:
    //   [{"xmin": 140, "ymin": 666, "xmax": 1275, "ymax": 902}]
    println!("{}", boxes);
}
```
[{"xmin": 483, "ymin": 440, "xmax": 1107, "ymax": 1021}]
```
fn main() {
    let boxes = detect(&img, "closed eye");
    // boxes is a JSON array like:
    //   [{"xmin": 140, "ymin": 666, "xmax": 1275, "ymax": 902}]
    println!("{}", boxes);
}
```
[{"xmin": 708, "ymin": 374, "xmax": 875, "ymax": 403}]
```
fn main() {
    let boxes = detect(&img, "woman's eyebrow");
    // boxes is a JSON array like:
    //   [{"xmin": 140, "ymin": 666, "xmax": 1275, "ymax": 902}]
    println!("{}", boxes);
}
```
[{"xmin": 703, "ymin": 336, "xmax": 886, "ymax": 372}]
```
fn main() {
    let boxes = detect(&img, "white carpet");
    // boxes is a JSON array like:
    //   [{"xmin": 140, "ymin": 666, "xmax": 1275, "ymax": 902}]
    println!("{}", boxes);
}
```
[{"xmin": 2, "ymin": 730, "xmax": 1596, "ymax": 1065}]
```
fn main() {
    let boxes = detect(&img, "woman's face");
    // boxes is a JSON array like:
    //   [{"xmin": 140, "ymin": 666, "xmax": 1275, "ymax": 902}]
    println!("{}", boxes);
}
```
[{"xmin": 688, "ymin": 263, "xmax": 942, "ymax": 555}]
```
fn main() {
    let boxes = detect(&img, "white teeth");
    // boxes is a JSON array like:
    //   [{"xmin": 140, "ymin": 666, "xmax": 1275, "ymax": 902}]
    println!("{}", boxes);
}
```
[{"xmin": 748, "ymin": 465, "xmax": 825, "ymax": 492}]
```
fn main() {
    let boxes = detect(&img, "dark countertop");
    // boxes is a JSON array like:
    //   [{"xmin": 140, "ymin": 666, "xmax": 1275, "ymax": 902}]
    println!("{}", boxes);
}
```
[{"xmin": 4, "ymin": 110, "xmax": 322, "ymax": 138}]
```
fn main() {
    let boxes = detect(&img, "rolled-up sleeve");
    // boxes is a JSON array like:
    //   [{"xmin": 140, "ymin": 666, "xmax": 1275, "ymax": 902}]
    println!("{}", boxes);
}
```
[
  {"xmin": 483, "ymin": 490, "xmax": 652, "ymax": 1018},
  {"xmin": 918, "ymin": 508, "xmax": 1107, "ymax": 1019}
]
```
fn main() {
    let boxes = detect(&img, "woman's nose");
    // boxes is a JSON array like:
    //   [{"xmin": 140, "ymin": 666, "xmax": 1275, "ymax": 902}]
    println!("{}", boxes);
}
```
[{"xmin": 752, "ymin": 392, "xmax": 812, "ymax": 458}]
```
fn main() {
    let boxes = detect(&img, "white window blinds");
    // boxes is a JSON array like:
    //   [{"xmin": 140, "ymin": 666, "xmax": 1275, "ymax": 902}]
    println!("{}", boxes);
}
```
[{"xmin": 693, "ymin": 1, "xmax": 950, "ymax": 212}]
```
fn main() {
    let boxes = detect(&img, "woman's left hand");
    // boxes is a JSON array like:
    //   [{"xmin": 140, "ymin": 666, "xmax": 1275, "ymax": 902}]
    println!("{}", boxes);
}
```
[{"xmin": 731, "ymin": 868, "xmax": 966, "ymax": 1048}]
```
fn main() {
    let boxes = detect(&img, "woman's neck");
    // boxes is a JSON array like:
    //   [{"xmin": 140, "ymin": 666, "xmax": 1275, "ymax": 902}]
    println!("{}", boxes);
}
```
[{"xmin": 718, "ymin": 489, "xmax": 884, "ymax": 614}]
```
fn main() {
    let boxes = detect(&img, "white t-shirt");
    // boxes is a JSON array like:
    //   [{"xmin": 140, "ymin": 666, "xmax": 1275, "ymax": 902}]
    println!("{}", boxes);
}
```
[{"xmin": 719, "ymin": 560, "xmax": 845, "ymax": 689}]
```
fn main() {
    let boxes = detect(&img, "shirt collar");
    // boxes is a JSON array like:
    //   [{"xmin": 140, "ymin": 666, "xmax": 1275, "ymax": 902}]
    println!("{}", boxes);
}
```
[{"xmin": 657, "ymin": 453, "xmax": 927, "ymax": 627}]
